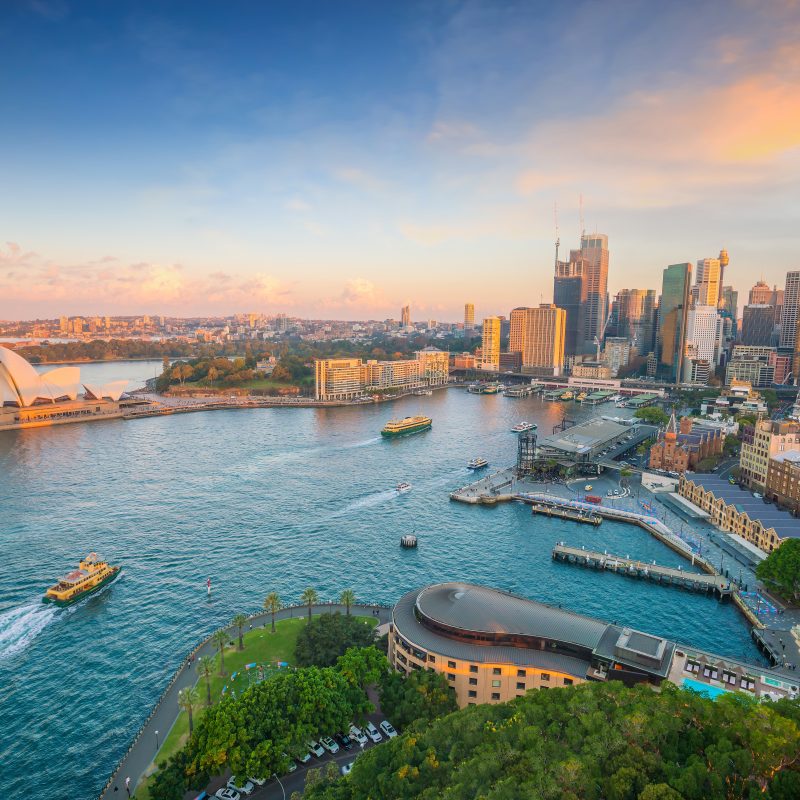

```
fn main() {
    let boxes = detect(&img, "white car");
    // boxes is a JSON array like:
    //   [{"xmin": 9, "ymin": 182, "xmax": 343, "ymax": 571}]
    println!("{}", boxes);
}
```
[
  {"xmin": 295, "ymin": 750, "xmax": 312, "ymax": 764},
  {"xmin": 379, "ymin": 720, "xmax": 397, "ymax": 739},
  {"xmin": 216, "ymin": 790, "xmax": 240, "ymax": 800},
  {"xmin": 248, "ymin": 777, "xmax": 266, "ymax": 787},
  {"xmin": 341, "ymin": 762, "xmax": 354, "ymax": 776},
  {"xmin": 226, "ymin": 778, "xmax": 254, "ymax": 796},
  {"xmin": 349, "ymin": 724, "xmax": 368, "ymax": 746},
  {"xmin": 281, "ymin": 753, "xmax": 297, "ymax": 773},
  {"xmin": 320, "ymin": 736, "xmax": 340, "ymax": 754},
  {"xmin": 365, "ymin": 721, "xmax": 382, "ymax": 743},
  {"xmin": 307, "ymin": 740, "xmax": 325, "ymax": 758}
]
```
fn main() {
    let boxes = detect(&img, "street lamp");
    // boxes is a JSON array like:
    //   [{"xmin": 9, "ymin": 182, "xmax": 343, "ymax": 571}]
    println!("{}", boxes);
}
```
[
  {"xmin": 272, "ymin": 774, "xmax": 286, "ymax": 800},
  {"xmin": 155, "ymin": 730, "xmax": 159, "ymax": 751}
]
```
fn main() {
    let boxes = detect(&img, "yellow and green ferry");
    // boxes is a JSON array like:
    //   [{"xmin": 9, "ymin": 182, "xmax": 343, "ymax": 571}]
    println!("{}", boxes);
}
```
[
  {"xmin": 42, "ymin": 553, "xmax": 121, "ymax": 606},
  {"xmin": 381, "ymin": 415, "xmax": 432, "ymax": 438}
]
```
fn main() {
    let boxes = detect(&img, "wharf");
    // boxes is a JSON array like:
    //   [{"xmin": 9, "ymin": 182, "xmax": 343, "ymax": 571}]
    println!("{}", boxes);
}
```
[
  {"xmin": 552, "ymin": 544, "xmax": 734, "ymax": 598},
  {"xmin": 449, "ymin": 467, "xmax": 515, "ymax": 504},
  {"xmin": 531, "ymin": 502, "xmax": 601, "ymax": 525}
]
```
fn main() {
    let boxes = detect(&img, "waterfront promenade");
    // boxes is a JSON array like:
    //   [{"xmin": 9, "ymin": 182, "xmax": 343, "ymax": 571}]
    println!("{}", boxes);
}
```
[{"xmin": 99, "ymin": 602, "xmax": 391, "ymax": 800}]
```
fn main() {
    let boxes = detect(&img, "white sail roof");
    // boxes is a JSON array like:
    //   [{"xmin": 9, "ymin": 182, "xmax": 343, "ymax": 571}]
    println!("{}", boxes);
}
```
[
  {"xmin": 83, "ymin": 380, "xmax": 127, "ymax": 402},
  {"xmin": 40, "ymin": 366, "xmax": 81, "ymax": 401},
  {"xmin": 0, "ymin": 347, "xmax": 54, "ymax": 406}
]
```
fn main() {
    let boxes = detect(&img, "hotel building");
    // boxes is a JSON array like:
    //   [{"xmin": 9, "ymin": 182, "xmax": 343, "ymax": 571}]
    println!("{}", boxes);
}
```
[
  {"xmin": 480, "ymin": 317, "xmax": 501, "ymax": 371},
  {"xmin": 509, "ymin": 304, "xmax": 566, "ymax": 377},
  {"xmin": 389, "ymin": 582, "xmax": 797, "ymax": 707}
]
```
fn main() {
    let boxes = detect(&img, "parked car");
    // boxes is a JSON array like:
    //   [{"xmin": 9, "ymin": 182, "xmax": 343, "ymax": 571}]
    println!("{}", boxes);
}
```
[
  {"xmin": 247, "ymin": 777, "xmax": 266, "ymax": 787},
  {"xmin": 307, "ymin": 740, "xmax": 325, "ymax": 757},
  {"xmin": 226, "ymin": 778, "xmax": 254, "ymax": 796},
  {"xmin": 341, "ymin": 762, "xmax": 354, "ymax": 776},
  {"xmin": 349, "ymin": 724, "xmax": 368, "ymax": 746},
  {"xmin": 215, "ymin": 790, "xmax": 240, "ymax": 800},
  {"xmin": 295, "ymin": 750, "xmax": 312, "ymax": 764},
  {"xmin": 336, "ymin": 732, "xmax": 354, "ymax": 750},
  {"xmin": 365, "ymin": 721, "xmax": 382, "ymax": 743},
  {"xmin": 320, "ymin": 736, "xmax": 340, "ymax": 754},
  {"xmin": 281, "ymin": 754, "xmax": 297, "ymax": 773},
  {"xmin": 380, "ymin": 720, "xmax": 398, "ymax": 739}
]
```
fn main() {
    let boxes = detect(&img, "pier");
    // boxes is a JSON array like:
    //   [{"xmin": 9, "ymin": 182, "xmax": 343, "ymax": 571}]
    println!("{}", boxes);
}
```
[
  {"xmin": 552, "ymin": 544, "xmax": 734, "ymax": 598},
  {"xmin": 531, "ymin": 502, "xmax": 601, "ymax": 525}
]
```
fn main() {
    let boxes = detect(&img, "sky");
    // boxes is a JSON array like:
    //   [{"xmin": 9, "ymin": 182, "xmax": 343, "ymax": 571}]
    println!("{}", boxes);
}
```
[{"xmin": 1, "ymin": 0, "xmax": 799, "ymax": 321}]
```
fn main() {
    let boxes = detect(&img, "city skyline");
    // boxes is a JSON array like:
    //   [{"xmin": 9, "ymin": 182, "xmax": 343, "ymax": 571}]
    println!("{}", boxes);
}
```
[{"xmin": 2, "ymin": 0, "xmax": 800, "ymax": 319}]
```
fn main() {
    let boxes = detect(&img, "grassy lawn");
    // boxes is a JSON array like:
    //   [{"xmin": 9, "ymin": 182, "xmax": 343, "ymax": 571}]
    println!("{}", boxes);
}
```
[{"xmin": 135, "ymin": 613, "xmax": 378, "ymax": 799}]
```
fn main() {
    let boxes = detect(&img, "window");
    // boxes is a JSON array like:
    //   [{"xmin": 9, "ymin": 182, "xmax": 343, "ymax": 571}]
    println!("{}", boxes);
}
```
[
  {"xmin": 448, "ymin": 660, "xmax": 456, "ymax": 669},
  {"xmin": 563, "ymin": 678, "xmax": 573, "ymax": 686},
  {"xmin": 469, "ymin": 665, "xmax": 478, "ymax": 673},
  {"xmin": 428, "ymin": 654, "xmax": 435, "ymax": 663},
  {"xmin": 468, "ymin": 690, "xmax": 477, "ymax": 698},
  {"xmin": 540, "ymin": 673, "xmax": 550, "ymax": 682},
  {"xmin": 447, "ymin": 673, "xmax": 455, "ymax": 681},
  {"xmin": 469, "ymin": 677, "xmax": 478, "ymax": 685},
  {"xmin": 492, "ymin": 667, "xmax": 501, "ymax": 675},
  {"xmin": 468, "ymin": 702, "xmax": 476, "ymax": 706},
  {"xmin": 491, "ymin": 679, "xmax": 501, "ymax": 687},
  {"xmin": 516, "ymin": 682, "xmax": 525, "ymax": 690},
  {"xmin": 516, "ymin": 669, "xmax": 526, "ymax": 677},
  {"xmin": 491, "ymin": 692, "xmax": 500, "ymax": 700}
]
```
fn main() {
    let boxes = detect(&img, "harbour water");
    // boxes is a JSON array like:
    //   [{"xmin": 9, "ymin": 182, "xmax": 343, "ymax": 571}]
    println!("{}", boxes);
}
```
[{"xmin": 0, "ymin": 369, "xmax": 764, "ymax": 799}]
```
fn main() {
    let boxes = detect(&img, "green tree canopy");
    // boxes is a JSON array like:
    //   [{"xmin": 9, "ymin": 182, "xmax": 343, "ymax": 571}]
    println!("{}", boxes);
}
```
[
  {"xmin": 633, "ymin": 407, "xmax": 670, "ymax": 426},
  {"xmin": 756, "ymin": 539, "xmax": 800, "ymax": 602},
  {"xmin": 378, "ymin": 667, "xmax": 457, "ymax": 730},
  {"xmin": 294, "ymin": 612, "xmax": 376, "ymax": 667}
]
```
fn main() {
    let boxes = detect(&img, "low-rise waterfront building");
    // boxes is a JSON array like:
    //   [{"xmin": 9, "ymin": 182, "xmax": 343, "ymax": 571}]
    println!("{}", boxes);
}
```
[{"xmin": 678, "ymin": 473, "xmax": 800, "ymax": 552}]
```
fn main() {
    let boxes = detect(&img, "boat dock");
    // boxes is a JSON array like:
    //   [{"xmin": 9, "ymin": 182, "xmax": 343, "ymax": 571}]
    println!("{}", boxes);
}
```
[
  {"xmin": 552, "ymin": 544, "xmax": 734, "ymax": 598},
  {"xmin": 504, "ymin": 386, "xmax": 533, "ymax": 397},
  {"xmin": 531, "ymin": 502, "xmax": 601, "ymax": 525},
  {"xmin": 449, "ymin": 467, "xmax": 516, "ymax": 504}
]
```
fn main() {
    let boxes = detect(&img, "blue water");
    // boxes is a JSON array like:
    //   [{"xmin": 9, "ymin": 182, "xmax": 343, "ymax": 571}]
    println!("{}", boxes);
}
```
[
  {"xmin": 682, "ymin": 677, "xmax": 730, "ymax": 699},
  {"xmin": 0, "ymin": 371, "xmax": 764, "ymax": 799}
]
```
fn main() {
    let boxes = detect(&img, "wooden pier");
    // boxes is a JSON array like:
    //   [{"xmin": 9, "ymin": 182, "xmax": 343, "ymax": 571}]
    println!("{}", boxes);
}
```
[
  {"xmin": 531, "ymin": 503, "xmax": 601, "ymax": 525},
  {"xmin": 552, "ymin": 543, "xmax": 734, "ymax": 598}
]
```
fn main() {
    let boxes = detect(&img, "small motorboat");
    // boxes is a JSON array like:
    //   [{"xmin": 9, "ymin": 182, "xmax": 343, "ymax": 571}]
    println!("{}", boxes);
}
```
[
  {"xmin": 396, "ymin": 482, "xmax": 412, "ymax": 494},
  {"xmin": 511, "ymin": 422, "xmax": 536, "ymax": 433},
  {"xmin": 467, "ymin": 457, "xmax": 489, "ymax": 470}
]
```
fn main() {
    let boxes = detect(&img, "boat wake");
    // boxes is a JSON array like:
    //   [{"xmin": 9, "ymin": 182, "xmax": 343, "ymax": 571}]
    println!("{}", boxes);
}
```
[
  {"xmin": 337, "ymin": 489, "xmax": 397, "ymax": 514},
  {"xmin": 0, "ymin": 602, "xmax": 56, "ymax": 661}
]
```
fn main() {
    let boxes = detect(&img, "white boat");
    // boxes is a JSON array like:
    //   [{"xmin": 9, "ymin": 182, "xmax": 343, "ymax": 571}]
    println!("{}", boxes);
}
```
[
  {"xmin": 396, "ymin": 482, "xmax": 412, "ymax": 493},
  {"xmin": 467, "ymin": 457, "xmax": 489, "ymax": 470},
  {"xmin": 511, "ymin": 422, "xmax": 536, "ymax": 433}
]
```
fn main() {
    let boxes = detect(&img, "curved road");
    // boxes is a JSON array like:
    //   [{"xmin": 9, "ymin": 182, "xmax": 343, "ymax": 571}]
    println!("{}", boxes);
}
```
[{"xmin": 99, "ymin": 603, "xmax": 391, "ymax": 800}]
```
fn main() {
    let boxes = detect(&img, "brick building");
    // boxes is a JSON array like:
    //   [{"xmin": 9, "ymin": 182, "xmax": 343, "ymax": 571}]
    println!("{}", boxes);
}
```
[
  {"xmin": 649, "ymin": 413, "xmax": 723, "ymax": 473},
  {"xmin": 765, "ymin": 451, "xmax": 800, "ymax": 515}
]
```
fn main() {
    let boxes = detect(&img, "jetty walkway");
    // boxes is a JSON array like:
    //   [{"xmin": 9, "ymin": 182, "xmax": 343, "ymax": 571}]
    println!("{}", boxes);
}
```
[
  {"xmin": 98, "ymin": 602, "xmax": 391, "ymax": 800},
  {"xmin": 552, "ymin": 544, "xmax": 734, "ymax": 598}
]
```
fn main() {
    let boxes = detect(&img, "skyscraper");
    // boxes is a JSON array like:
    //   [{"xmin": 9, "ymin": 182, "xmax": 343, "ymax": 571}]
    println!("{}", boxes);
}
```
[
  {"xmin": 553, "ymin": 251, "xmax": 586, "ymax": 357},
  {"xmin": 685, "ymin": 305, "xmax": 721, "ymax": 366},
  {"xmin": 693, "ymin": 258, "xmax": 722, "ymax": 307},
  {"xmin": 509, "ymin": 305, "xmax": 566, "ymax": 376},
  {"xmin": 401, "ymin": 305, "xmax": 411, "ymax": 328},
  {"xmin": 610, "ymin": 288, "xmax": 657, "ymax": 354},
  {"xmin": 741, "ymin": 305, "xmax": 775, "ymax": 346},
  {"xmin": 579, "ymin": 233, "xmax": 609, "ymax": 351},
  {"xmin": 657, "ymin": 263, "xmax": 692, "ymax": 382},
  {"xmin": 481, "ymin": 317, "xmax": 501, "ymax": 370},
  {"xmin": 780, "ymin": 272, "xmax": 800, "ymax": 349},
  {"xmin": 464, "ymin": 303, "xmax": 474, "ymax": 332}
]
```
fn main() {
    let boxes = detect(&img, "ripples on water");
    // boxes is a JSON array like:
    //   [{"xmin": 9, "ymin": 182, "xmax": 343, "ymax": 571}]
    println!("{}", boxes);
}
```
[{"xmin": 0, "ymin": 370, "xmax": 765, "ymax": 799}]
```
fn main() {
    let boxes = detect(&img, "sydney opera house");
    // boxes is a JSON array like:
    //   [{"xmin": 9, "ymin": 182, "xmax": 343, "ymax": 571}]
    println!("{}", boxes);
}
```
[{"xmin": 0, "ymin": 347, "xmax": 131, "ymax": 431}]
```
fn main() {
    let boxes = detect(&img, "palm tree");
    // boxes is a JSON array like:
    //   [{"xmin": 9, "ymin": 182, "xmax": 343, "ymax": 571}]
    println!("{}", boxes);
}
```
[
  {"xmin": 340, "ymin": 589, "xmax": 355, "ymax": 616},
  {"xmin": 178, "ymin": 685, "xmax": 199, "ymax": 736},
  {"xmin": 197, "ymin": 655, "xmax": 214, "ymax": 706},
  {"xmin": 232, "ymin": 613, "xmax": 248, "ymax": 651},
  {"xmin": 301, "ymin": 587, "xmax": 318, "ymax": 621},
  {"xmin": 264, "ymin": 592, "xmax": 281, "ymax": 633},
  {"xmin": 213, "ymin": 628, "xmax": 228, "ymax": 676}
]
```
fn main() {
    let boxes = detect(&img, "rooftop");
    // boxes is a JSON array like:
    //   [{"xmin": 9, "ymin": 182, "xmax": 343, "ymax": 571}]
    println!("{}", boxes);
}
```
[
  {"xmin": 538, "ymin": 418, "xmax": 629, "ymax": 455},
  {"xmin": 684, "ymin": 473, "xmax": 800, "ymax": 540}
]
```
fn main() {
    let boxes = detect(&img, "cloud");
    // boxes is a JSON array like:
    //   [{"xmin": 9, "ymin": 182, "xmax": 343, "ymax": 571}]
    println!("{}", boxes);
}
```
[
  {"xmin": 338, "ymin": 278, "xmax": 386, "ymax": 307},
  {"xmin": 285, "ymin": 197, "xmax": 313, "ymax": 213},
  {"xmin": 331, "ymin": 166, "xmax": 385, "ymax": 193}
]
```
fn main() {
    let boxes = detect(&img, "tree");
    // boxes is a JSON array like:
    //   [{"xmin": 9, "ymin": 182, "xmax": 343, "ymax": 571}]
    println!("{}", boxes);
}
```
[
  {"xmin": 207, "ymin": 366, "xmax": 218, "ymax": 387},
  {"xmin": 723, "ymin": 434, "xmax": 739, "ymax": 456},
  {"xmin": 197, "ymin": 655, "xmax": 215, "ymax": 707},
  {"xmin": 213, "ymin": 629, "xmax": 229, "ymax": 676},
  {"xmin": 340, "ymin": 589, "xmax": 356, "ymax": 616},
  {"xmin": 301, "ymin": 587, "xmax": 319, "ymax": 621},
  {"xmin": 378, "ymin": 667, "xmax": 457, "ymax": 730},
  {"xmin": 294, "ymin": 613, "xmax": 376, "ymax": 667},
  {"xmin": 179, "ymin": 685, "xmax": 200, "ymax": 737},
  {"xmin": 264, "ymin": 591, "xmax": 281, "ymax": 633},
  {"xmin": 633, "ymin": 407, "xmax": 669, "ymax": 426},
  {"xmin": 232, "ymin": 614, "xmax": 248, "ymax": 651},
  {"xmin": 756, "ymin": 539, "xmax": 800, "ymax": 601}
]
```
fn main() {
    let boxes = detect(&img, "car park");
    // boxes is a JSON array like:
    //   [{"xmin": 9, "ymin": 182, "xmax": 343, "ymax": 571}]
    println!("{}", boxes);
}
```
[
  {"xmin": 380, "ymin": 720, "xmax": 398, "ymax": 739},
  {"xmin": 226, "ymin": 778, "xmax": 254, "ymax": 797},
  {"xmin": 349, "ymin": 724, "xmax": 368, "ymax": 746},
  {"xmin": 320, "ymin": 736, "xmax": 339, "ymax": 754},
  {"xmin": 215, "ymin": 790, "xmax": 240, "ymax": 800},
  {"xmin": 307, "ymin": 740, "xmax": 325, "ymax": 757},
  {"xmin": 365, "ymin": 721, "xmax": 382, "ymax": 743},
  {"xmin": 336, "ymin": 732, "xmax": 354, "ymax": 750}
]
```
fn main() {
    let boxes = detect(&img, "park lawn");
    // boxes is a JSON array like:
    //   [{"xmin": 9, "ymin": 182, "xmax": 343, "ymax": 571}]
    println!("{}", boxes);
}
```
[{"xmin": 135, "ymin": 613, "xmax": 378, "ymax": 799}]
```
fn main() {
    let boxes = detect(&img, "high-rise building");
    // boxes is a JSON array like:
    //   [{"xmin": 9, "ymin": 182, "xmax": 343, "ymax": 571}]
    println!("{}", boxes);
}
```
[
  {"xmin": 480, "ymin": 317, "xmax": 501, "ymax": 371},
  {"xmin": 749, "ymin": 280, "xmax": 773, "ymax": 305},
  {"xmin": 793, "ymin": 316, "xmax": 800, "ymax": 387},
  {"xmin": 401, "ymin": 305, "xmax": 411, "ymax": 328},
  {"xmin": 610, "ymin": 288, "xmax": 657, "ymax": 354},
  {"xmin": 509, "ymin": 305, "xmax": 566, "ymax": 376},
  {"xmin": 779, "ymin": 272, "xmax": 800, "ymax": 349},
  {"xmin": 685, "ymin": 305, "xmax": 721, "ymax": 367},
  {"xmin": 740, "ymin": 419, "xmax": 800, "ymax": 490},
  {"xmin": 579, "ymin": 233, "xmax": 609, "ymax": 351},
  {"xmin": 741, "ymin": 304, "xmax": 775, "ymax": 346},
  {"xmin": 603, "ymin": 337, "xmax": 631, "ymax": 377},
  {"xmin": 657, "ymin": 263, "xmax": 692, "ymax": 382},
  {"xmin": 464, "ymin": 303, "xmax": 474, "ymax": 332},
  {"xmin": 717, "ymin": 249, "xmax": 729, "ymax": 305},
  {"xmin": 693, "ymin": 258, "xmax": 722, "ymax": 307},
  {"xmin": 553, "ymin": 252, "xmax": 586, "ymax": 356}
]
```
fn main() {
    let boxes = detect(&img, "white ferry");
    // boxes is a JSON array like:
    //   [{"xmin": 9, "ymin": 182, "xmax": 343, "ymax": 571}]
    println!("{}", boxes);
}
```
[
  {"xmin": 396, "ymin": 482, "xmax": 412, "ymax": 494},
  {"xmin": 511, "ymin": 422, "xmax": 536, "ymax": 433},
  {"xmin": 467, "ymin": 457, "xmax": 489, "ymax": 470}
]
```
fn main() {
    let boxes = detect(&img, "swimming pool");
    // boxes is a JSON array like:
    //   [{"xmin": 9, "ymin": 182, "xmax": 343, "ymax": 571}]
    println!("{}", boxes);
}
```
[{"xmin": 682, "ymin": 677, "xmax": 730, "ymax": 699}]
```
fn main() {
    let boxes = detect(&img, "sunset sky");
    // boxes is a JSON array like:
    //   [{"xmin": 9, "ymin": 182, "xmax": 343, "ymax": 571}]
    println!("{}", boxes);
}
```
[{"xmin": 1, "ymin": 0, "xmax": 799, "ymax": 321}]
